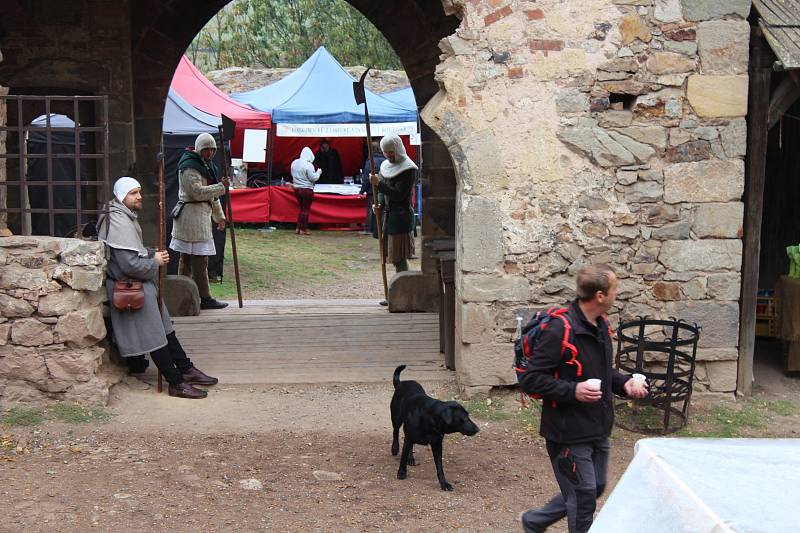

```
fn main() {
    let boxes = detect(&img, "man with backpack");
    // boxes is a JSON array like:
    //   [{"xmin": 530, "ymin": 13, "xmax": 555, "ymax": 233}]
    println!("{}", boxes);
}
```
[{"xmin": 519, "ymin": 264, "xmax": 648, "ymax": 533}]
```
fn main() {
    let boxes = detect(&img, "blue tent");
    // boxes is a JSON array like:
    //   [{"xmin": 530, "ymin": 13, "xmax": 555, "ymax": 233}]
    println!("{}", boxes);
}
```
[
  {"xmin": 381, "ymin": 87, "xmax": 416, "ymax": 109},
  {"xmin": 163, "ymin": 88, "xmax": 219, "ymax": 135},
  {"xmin": 231, "ymin": 47, "xmax": 417, "ymax": 124}
]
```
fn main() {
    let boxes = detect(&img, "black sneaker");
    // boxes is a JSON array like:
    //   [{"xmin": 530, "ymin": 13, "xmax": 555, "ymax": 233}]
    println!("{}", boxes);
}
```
[
  {"xmin": 200, "ymin": 298, "xmax": 229, "ymax": 310},
  {"xmin": 379, "ymin": 300, "xmax": 388, "ymax": 306}
]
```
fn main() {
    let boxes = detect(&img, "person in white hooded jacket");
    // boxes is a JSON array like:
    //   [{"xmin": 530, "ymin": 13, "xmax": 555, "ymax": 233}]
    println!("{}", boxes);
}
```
[{"xmin": 290, "ymin": 146, "xmax": 322, "ymax": 235}]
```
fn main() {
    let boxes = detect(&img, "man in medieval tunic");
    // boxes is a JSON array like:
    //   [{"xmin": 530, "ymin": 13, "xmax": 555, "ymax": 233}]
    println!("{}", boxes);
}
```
[
  {"xmin": 370, "ymin": 134, "xmax": 417, "ymax": 276},
  {"xmin": 170, "ymin": 133, "xmax": 228, "ymax": 310},
  {"xmin": 99, "ymin": 177, "xmax": 218, "ymax": 399}
]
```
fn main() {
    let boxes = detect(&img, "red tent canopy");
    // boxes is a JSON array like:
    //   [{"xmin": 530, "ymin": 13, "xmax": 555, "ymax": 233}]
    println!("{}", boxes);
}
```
[{"xmin": 170, "ymin": 56, "xmax": 271, "ymax": 157}]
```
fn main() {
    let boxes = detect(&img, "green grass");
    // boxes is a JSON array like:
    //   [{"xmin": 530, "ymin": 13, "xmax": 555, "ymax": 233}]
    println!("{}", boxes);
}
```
[
  {"xmin": 0, "ymin": 407, "xmax": 45, "ymax": 427},
  {"xmin": 210, "ymin": 228, "xmax": 380, "ymax": 299},
  {"xmin": 675, "ymin": 398, "xmax": 800, "ymax": 438},
  {"xmin": 0, "ymin": 403, "xmax": 112, "ymax": 427},
  {"xmin": 461, "ymin": 397, "xmax": 512, "ymax": 422}
]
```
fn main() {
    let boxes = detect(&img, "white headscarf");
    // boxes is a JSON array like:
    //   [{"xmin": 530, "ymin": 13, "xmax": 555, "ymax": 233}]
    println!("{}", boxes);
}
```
[
  {"xmin": 113, "ymin": 176, "xmax": 141, "ymax": 202},
  {"xmin": 98, "ymin": 178, "xmax": 147, "ymax": 257},
  {"xmin": 195, "ymin": 133, "xmax": 217, "ymax": 151},
  {"xmin": 379, "ymin": 135, "xmax": 417, "ymax": 178}
]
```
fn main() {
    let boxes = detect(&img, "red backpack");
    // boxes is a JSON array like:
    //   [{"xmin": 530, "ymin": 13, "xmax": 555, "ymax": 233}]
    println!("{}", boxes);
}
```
[{"xmin": 513, "ymin": 307, "xmax": 581, "ymax": 407}]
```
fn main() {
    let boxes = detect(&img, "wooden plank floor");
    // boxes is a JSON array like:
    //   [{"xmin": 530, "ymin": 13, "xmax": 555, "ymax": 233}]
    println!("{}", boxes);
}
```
[{"xmin": 155, "ymin": 299, "xmax": 450, "ymax": 384}]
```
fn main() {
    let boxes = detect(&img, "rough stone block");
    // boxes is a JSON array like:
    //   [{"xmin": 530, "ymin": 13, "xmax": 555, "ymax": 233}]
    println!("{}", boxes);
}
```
[
  {"xmin": 460, "ymin": 197, "xmax": 503, "ymax": 273},
  {"xmin": 388, "ymin": 271, "xmax": 439, "ymax": 312},
  {"xmin": 455, "ymin": 342, "xmax": 517, "ymax": 387},
  {"xmin": 613, "ymin": 126, "xmax": 668, "ymax": 149},
  {"xmin": 652, "ymin": 219, "xmax": 691, "ymax": 240},
  {"xmin": 697, "ymin": 20, "xmax": 749, "ymax": 74},
  {"xmin": 0, "ymin": 323, "xmax": 10, "ymax": 346},
  {"xmin": 707, "ymin": 272, "xmax": 741, "ymax": 300},
  {"xmin": 620, "ymin": 14, "xmax": 652, "ymax": 44},
  {"xmin": 659, "ymin": 239, "xmax": 742, "ymax": 271},
  {"xmin": 0, "ymin": 294, "xmax": 35, "ymax": 318},
  {"xmin": 681, "ymin": 0, "xmax": 751, "ymax": 22},
  {"xmin": 693, "ymin": 202, "xmax": 743, "ymax": 238},
  {"xmin": 0, "ymin": 345, "xmax": 48, "ymax": 385},
  {"xmin": 624, "ymin": 181, "xmax": 663, "ymax": 203},
  {"xmin": 720, "ymin": 118, "xmax": 747, "ymax": 157},
  {"xmin": 665, "ymin": 300, "xmax": 739, "ymax": 348},
  {"xmin": 11, "ymin": 318, "xmax": 53, "ymax": 346},
  {"xmin": 59, "ymin": 240, "xmax": 105, "ymax": 267},
  {"xmin": 654, "ymin": 0, "xmax": 683, "ymax": 22},
  {"xmin": 681, "ymin": 277, "xmax": 707, "ymax": 299},
  {"xmin": 0, "ymin": 264, "xmax": 51, "ymax": 292},
  {"xmin": 646, "ymin": 52, "xmax": 696, "ymax": 75},
  {"xmin": 687, "ymin": 75, "xmax": 748, "ymax": 117},
  {"xmin": 42, "ymin": 345, "xmax": 103, "ymax": 383},
  {"xmin": 705, "ymin": 360, "xmax": 738, "ymax": 391},
  {"xmin": 65, "ymin": 268, "xmax": 105, "ymax": 291},
  {"xmin": 163, "ymin": 275, "xmax": 200, "ymax": 317},
  {"xmin": 555, "ymin": 89, "xmax": 590, "ymax": 114},
  {"xmin": 55, "ymin": 308, "xmax": 106, "ymax": 348},
  {"xmin": 462, "ymin": 275, "xmax": 530, "ymax": 303},
  {"xmin": 696, "ymin": 348, "xmax": 739, "ymax": 361},
  {"xmin": 663, "ymin": 159, "xmax": 744, "ymax": 203},
  {"xmin": 459, "ymin": 303, "xmax": 493, "ymax": 344},
  {"xmin": 37, "ymin": 287, "xmax": 84, "ymax": 316}
]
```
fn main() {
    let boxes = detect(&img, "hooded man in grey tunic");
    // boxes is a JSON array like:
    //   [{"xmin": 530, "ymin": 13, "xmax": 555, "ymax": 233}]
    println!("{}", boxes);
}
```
[{"xmin": 99, "ymin": 176, "xmax": 218, "ymax": 399}]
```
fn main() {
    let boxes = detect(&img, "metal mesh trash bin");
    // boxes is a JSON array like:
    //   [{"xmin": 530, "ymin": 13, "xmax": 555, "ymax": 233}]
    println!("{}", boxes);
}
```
[{"xmin": 614, "ymin": 317, "xmax": 701, "ymax": 434}]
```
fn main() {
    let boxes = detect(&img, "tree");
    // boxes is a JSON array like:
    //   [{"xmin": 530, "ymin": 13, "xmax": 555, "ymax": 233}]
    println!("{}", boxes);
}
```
[{"xmin": 190, "ymin": 0, "xmax": 402, "ymax": 72}]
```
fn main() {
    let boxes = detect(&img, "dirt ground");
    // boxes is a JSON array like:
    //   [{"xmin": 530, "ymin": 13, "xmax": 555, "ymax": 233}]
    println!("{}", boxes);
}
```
[
  {"xmin": 3, "ymin": 375, "xmax": 799, "ymax": 533},
  {"xmin": 0, "ymin": 379, "xmax": 624, "ymax": 533}
]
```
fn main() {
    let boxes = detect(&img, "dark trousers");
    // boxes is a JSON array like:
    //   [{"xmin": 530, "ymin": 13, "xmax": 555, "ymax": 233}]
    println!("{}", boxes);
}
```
[
  {"xmin": 179, "ymin": 253, "xmax": 211, "ymax": 299},
  {"xmin": 522, "ymin": 438, "xmax": 610, "ymax": 533},
  {"xmin": 294, "ymin": 187, "xmax": 314, "ymax": 231},
  {"xmin": 149, "ymin": 331, "xmax": 194, "ymax": 386}
]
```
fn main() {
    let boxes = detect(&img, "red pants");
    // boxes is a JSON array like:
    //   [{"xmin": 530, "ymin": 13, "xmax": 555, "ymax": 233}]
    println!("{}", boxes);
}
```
[{"xmin": 294, "ymin": 187, "xmax": 314, "ymax": 231}]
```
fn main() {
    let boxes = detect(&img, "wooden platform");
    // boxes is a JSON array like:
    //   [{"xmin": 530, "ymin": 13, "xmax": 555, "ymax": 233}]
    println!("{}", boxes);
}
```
[{"xmin": 161, "ymin": 299, "xmax": 449, "ymax": 384}]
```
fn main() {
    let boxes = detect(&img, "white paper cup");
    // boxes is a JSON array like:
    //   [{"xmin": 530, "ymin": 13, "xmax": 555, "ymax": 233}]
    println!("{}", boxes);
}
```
[
  {"xmin": 585, "ymin": 378, "xmax": 602, "ymax": 391},
  {"xmin": 632, "ymin": 373, "xmax": 646, "ymax": 386}
]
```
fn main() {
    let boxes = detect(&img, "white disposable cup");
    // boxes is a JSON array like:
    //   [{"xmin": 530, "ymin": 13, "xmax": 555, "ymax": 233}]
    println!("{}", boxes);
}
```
[
  {"xmin": 585, "ymin": 378, "xmax": 602, "ymax": 391},
  {"xmin": 632, "ymin": 373, "xmax": 646, "ymax": 386}
]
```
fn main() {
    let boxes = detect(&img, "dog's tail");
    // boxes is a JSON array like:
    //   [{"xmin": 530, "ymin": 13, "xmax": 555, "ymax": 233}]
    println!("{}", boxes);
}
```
[{"xmin": 393, "ymin": 365, "xmax": 407, "ymax": 389}]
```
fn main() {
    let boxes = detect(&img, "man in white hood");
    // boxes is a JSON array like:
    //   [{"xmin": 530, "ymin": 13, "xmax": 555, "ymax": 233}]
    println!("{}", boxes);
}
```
[
  {"xmin": 290, "ymin": 146, "xmax": 322, "ymax": 235},
  {"xmin": 99, "ymin": 177, "xmax": 218, "ymax": 399},
  {"xmin": 369, "ymin": 134, "xmax": 418, "ymax": 274}
]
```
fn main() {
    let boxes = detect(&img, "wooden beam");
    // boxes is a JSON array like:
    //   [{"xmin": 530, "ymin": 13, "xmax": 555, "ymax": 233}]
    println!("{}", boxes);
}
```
[
  {"xmin": 767, "ymin": 71, "xmax": 800, "ymax": 130},
  {"xmin": 738, "ymin": 29, "xmax": 775, "ymax": 396}
]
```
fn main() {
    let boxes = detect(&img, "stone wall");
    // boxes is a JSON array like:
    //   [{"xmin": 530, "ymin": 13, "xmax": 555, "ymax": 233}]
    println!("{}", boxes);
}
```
[
  {"xmin": 0, "ymin": 237, "xmax": 121, "ymax": 405},
  {"xmin": 423, "ymin": 0, "xmax": 749, "ymax": 394}
]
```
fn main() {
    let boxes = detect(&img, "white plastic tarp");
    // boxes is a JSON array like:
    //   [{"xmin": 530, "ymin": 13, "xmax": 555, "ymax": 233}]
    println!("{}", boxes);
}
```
[{"xmin": 591, "ymin": 438, "xmax": 800, "ymax": 533}]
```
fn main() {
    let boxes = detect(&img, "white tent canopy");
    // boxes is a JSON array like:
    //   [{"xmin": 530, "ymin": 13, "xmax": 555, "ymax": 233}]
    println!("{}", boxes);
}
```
[{"xmin": 591, "ymin": 438, "xmax": 800, "ymax": 533}]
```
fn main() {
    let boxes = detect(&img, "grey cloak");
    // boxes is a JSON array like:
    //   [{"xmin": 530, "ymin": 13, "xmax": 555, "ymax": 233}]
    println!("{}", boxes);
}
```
[{"xmin": 98, "ymin": 200, "xmax": 173, "ymax": 357}]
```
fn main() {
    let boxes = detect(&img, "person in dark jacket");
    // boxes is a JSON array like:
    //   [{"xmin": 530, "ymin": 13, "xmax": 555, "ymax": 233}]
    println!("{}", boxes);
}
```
[
  {"xmin": 369, "ymin": 134, "xmax": 416, "ymax": 273},
  {"xmin": 519, "ymin": 264, "xmax": 648, "ymax": 533},
  {"xmin": 314, "ymin": 138, "xmax": 343, "ymax": 184}
]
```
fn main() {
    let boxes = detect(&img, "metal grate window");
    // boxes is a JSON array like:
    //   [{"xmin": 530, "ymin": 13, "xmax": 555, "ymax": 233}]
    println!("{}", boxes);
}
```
[{"xmin": 0, "ymin": 95, "xmax": 110, "ymax": 237}]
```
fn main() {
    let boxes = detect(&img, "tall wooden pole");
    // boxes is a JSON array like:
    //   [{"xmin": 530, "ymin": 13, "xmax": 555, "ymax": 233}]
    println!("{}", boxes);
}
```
[
  {"xmin": 157, "ymin": 150, "xmax": 165, "ymax": 393},
  {"xmin": 218, "ymin": 127, "xmax": 243, "ymax": 308},
  {"xmin": 354, "ymin": 69, "xmax": 389, "ymax": 302},
  {"xmin": 738, "ymin": 28, "xmax": 773, "ymax": 396}
]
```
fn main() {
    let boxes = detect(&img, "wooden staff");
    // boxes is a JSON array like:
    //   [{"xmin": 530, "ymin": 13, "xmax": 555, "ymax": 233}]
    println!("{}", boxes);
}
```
[
  {"xmin": 217, "ymin": 125, "xmax": 243, "ymax": 308},
  {"xmin": 157, "ymin": 151, "xmax": 165, "ymax": 393},
  {"xmin": 353, "ymin": 68, "xmax": 389, "ymax": 302}
]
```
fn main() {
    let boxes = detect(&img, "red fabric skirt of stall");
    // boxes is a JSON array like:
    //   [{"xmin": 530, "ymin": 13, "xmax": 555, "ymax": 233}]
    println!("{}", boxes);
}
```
[{"xmin": 229, "ymin": 186, "xmax": 366, "ymax": 226}]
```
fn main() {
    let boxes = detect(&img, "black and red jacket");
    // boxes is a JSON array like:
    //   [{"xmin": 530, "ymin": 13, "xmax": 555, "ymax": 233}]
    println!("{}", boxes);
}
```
[{"xmin": 519, "ymin": 300, "xmax": 631, "ymax": 444}]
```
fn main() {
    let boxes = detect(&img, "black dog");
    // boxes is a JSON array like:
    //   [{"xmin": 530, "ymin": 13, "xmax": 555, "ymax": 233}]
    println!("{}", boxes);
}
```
[{"xmin": 390, "ymin": 364, "xmax": 479, "ymax": 491}]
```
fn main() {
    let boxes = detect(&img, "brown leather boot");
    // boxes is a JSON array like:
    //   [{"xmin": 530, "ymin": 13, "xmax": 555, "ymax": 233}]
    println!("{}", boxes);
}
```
[
  {"xmin": 168, "ymin": 382, "xmax": 208, "ymax": 399},
  {"xmin": 182, "ymin": 367, "xmax": 219, "ymax": 386}
]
